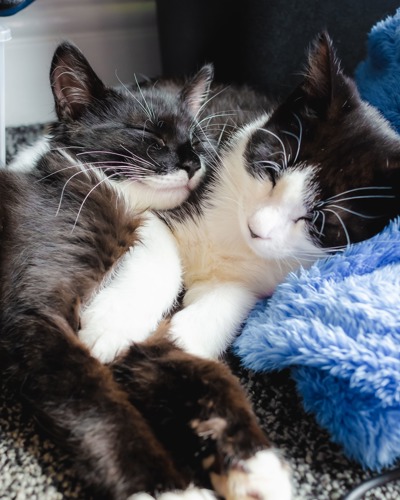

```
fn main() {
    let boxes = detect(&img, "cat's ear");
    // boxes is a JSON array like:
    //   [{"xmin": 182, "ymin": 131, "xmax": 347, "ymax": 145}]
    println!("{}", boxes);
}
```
[
  {"xmin": 179, "ymin": 64, "xmax": 214, "ymax": 116},
  {"xmin": 299, "ymin": 31, "xmax": 358, "ymax": 115},
  {"xmin": 50, "ymin": 41, "xmax": 106, "ymax": 121},
  {"xmin": 302, "ymin": 32, "xmax": 339, "ymax": 101}
]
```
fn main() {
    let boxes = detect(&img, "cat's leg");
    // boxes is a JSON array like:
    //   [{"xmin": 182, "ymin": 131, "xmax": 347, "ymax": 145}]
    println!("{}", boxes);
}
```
[
  {"xmin": 0, "ymin": 313, "xmax": 201, "ymax": 500},
  {"xmin": 79, "ymin": 213, "xmax": 183, "ymax": 363},
  {"xmin": 169, "ymin": 282, "xmax": 257, "ymax": 359},
  {"xmin": 111, "ymin": 336, "xmax": 292, "ymax": 500}
]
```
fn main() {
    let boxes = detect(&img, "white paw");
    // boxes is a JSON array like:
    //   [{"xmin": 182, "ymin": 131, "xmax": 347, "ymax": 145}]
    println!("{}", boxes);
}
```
[
  {"xmin": 128, "ymin": 486, "xmax": 216, "ymax": 500},
  {"xmin": 169, "ymin": 309, "xmax": 219, "ymax": 359},
  {"xmin": 79, "ymin": 323, "xmax": 134, "ymax": 363},
  {"xmin": 128, "ymin": 494, "xmax": 155, "ymax": 500},
  {"xmin": 211, "ymin": 449, "xmax": 292, "ymax": 500},
  {"xmin": 157, "ymin": 487, "xmax": 216, "ymax": 500}
]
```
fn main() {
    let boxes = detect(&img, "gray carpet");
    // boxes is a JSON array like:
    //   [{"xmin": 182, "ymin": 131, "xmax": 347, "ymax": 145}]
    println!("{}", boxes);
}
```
[{"xmin": 1, "ymin": 126, "xmax": 400, "ymax": 500}]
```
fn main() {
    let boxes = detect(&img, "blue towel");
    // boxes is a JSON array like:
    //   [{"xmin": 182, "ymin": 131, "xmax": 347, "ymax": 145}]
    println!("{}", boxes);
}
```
[
  {"xmin": 355, "ymin": 8, "xmax": 400, "ymax": 133},
  {"xmin": 234, "ymin": 9, "xmax": 400, "ymax": 471}
]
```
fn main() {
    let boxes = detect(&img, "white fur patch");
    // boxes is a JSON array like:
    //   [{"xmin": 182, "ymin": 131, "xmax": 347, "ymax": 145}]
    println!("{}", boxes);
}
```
[
  {"xmin": 211, "ymin": 450, "xmax": 292, "ymax": 500},
  {"xmin": 8, "ymin": 136, "xmax": 51, "ymax": 172},
  {"xmin": 116, "ymin": 159, "xmax": 206, "ymax": 211},
  {"xmin": 79, "ymin": 213, "xmax": 182, "ymax": 363},
  {"xmin": 169, "ymin": 282, "xmax": 257, "ymax": 359},
  {"xmin": 128, "ymin": 487, "xmax": 216, "ymax": 500}
]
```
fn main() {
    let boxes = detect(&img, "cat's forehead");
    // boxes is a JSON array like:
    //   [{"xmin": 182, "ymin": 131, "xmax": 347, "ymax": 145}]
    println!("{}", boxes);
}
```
[{"xmin": 117, "ymin": 85, "xmax": 188, "ymax": 119}]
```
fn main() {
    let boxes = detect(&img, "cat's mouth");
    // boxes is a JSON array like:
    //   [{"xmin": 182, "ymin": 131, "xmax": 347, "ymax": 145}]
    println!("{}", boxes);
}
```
[
  {"xmin": 248, "ymin": 225, "xmax": 266, "ymax": 240},
  {"xmin": 142, "ymin": 172, "xmax": 201, "ymax": 192},
  {"xmin": 118, "ymin": 169, "xmax": 205, "ymax": 210}
]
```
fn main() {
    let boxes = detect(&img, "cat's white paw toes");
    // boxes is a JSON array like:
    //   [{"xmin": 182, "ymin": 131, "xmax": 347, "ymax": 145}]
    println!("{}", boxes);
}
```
[
  {"xmin": 157, "ymin": 487, "xmax": 216, "ymax": 500},
  {"xmin": 211, "ymin": 449, "xmax": 292, "ymax": 500},
  {"xmin": 79, "ymin": 326, "xmax": 131, "ymax": 363},
  {"xmin": 128, "ymin": 494, "xmax": 155, "ymax": 500},
  {"xmin": 128, "ymin": 487, "xmax": 216, "ymax": 500}
]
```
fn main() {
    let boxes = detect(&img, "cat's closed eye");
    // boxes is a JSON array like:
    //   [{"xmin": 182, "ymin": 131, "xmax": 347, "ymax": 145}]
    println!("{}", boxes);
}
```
[{"xmin": 294, "ymin": 214, "xmax": 313, "ymax": 223}]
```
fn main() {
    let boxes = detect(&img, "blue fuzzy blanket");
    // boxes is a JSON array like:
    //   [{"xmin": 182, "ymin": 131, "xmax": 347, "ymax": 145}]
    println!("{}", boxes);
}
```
[{"xmin": 234, "ymin": 9, "xmax": 400, "ymax": 471}]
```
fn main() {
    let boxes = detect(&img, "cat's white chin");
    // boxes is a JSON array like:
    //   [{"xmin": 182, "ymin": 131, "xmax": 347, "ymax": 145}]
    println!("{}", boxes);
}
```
[
  {"xmin": 117, "ymin": 169, "xmax": 203, "ymax": 210},
  {"xmin": 116, "ymin": 179, "xmax": 190, "ymax": 210},
  {"xmin": 148, "ymin": 183, "xmax": 191, "ymax": 209}
]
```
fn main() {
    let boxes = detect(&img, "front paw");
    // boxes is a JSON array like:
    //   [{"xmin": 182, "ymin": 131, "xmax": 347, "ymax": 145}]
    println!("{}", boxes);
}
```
[
  {"xmin": 79, "ymin": 312, "xmax": 157, "ymax": 363},
  {"xmin": 79, "ymin": 324, "xmax": 133, "ymax": 363},
  {"xmin": 169, "ymin": 310, "xmax": 220, "ymax": 359},
  {"xmin": 210, "ymin": 449, "xmax": 292, "ymax": 500}
]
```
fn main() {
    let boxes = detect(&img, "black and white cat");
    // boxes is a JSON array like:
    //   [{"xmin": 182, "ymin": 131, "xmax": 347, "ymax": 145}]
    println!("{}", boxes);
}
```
[
  {"xmin": 1, "ymin": 42, "xmax": 291, "ymax": 499},
  {"xmin": 79, "ymin": 32, "xmax": 400, "ymax": 363},
  {"xmin": 9, "ymin": 41, "xmax": 273, "ymax": 363}
]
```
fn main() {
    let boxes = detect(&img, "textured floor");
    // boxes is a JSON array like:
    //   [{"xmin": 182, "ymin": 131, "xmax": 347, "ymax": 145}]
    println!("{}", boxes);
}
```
[{"xmin": 1, "ymin": 126, "xmax": 400, "ymax": 499}]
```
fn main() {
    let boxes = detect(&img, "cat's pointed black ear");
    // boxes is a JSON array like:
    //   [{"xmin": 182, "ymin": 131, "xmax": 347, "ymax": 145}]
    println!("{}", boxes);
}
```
[
  {"xmin": 299, "ymin": 31, "xmax": 358, "ymax": 114},
  {"xmin": 302, "ymin": 32, "xmax": 339, "ymax": 100},
  {"xmin": 179, "ymin": 64, "xmax": 214, "ymax": 116},
  {"xmin": 50, "ymin": 41, "xmax": 106, "ymax": 121}
]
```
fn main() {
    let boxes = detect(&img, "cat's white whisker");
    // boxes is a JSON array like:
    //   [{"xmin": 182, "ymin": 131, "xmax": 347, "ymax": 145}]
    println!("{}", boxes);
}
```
[
  {"xmin": 292, "ymin": 113, "xmax": 303, "ymax": 164},
  {"xmin": 115, "ymin": 72, "xmax": 154, "ymax": 123},
  {"xmin": 282, "ymin": 129, "xmax": 301, "ymax": 164},
  {"xmin": 78, "ymin": 149, "xmax": 154, "ymax": 172},
  {"xmin": 56, "ymin": 166, "xmax": 96, "ymax": 215},
  {"xmin": 314, "ymin": 210, "xmax": 326, "ymax": 237},
  {"xmin": 145, "ymin": 146, "xmax": 161, "ymax": 167},
  {"xmin": 195, "ymin": 111, "xmax": 237, "ymax": 128},
  {"xmin": 327, "ymin": 204, "xmax": 383, "ymax": 219},
  {"xmin": 323, "ymin": 208, "xmax": 351, "ymax": 247},
  {"xmin": 117, "ymin": 145, "xmax": 158, "ymax": 169},
  {"xmin": 323, "ymin": 186, "xmax": 394, "ymax": 203},
  {"xmin": 281, "ymin": 114, "xmax": 302, "ymax": 165},
  {"xmin": 133, "ymin": 73, "xmax": 156, "ymax": 122},
  {"xmin": 72, "ymin": 170, "xmax": 118, "ymax": 231},
  {"xmin": 259, "ymin": 127, "xmax": 289, "ymax": 168},
  {"xmin": 36, "ymin": 162, "xmax": 89, "ymax": 182},
  {"xmin": 199, "ymin": 123, "xmax": 239, "ymax": 134},
  {"xmin": 311, "ymin": 210, "xmax": 320, "ymax": 225},
  {"xmin": 191, "ymin": 86, "xmax": 230, "ymax": 127},
  {"xmin": 78, "ymin": 162, "xmax": 155, "ymax": 180},
  {"xmin": 194, "ymin": 126, "xmax": 223, "ymax": 165},
  {"xmin": 217, "ymin": 122, "xmax": 229, "ymax": 146},
  {"xmin": 255, "ymin": 160, "xmax": 282, "ymax": 174}
]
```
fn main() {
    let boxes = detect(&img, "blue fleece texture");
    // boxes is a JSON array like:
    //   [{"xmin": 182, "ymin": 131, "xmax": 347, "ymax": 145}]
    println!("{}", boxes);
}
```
[
  {"xmin": 234, "ymin": 10, "xmax": 400, "ymax": 471},
  {"xmin": 355, "ymin": 8, "xmax": 400, "ymax": 133}
]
